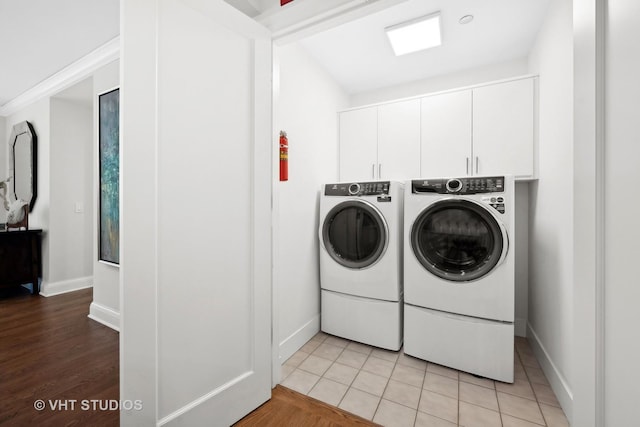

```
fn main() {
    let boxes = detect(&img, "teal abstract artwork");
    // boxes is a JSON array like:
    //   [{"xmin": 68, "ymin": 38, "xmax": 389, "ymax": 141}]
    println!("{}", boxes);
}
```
[{"xmin": 99, "ymin": 88, "xmax": 119, "ymax": 264}]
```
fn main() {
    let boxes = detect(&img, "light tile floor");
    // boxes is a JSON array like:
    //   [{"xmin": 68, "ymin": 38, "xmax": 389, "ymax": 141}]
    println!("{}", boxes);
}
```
[{"xmin": 280, "ymin": 333, "xmax": 569, "ymax": 427}]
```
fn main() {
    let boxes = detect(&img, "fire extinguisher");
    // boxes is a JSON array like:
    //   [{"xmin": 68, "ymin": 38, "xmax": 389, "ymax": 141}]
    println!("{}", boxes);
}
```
[{"xmin": 279, "ymin": 130, "xmax": 289, "ymax": 182}]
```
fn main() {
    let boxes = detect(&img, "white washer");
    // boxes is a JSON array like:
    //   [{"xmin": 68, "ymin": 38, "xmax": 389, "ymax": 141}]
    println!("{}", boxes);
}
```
[
  {"xmin": 319, "ymin": 181, "xmax": 403, "ymax": 350},
  {"xmin": 403, "ymin": 175, "xmax": 515, "ymax": 382}
]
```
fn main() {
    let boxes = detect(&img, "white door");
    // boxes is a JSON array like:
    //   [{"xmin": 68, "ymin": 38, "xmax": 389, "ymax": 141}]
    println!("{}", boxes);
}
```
[
  {"xmin": 421, "ymin": 90, "xmax": 472, "ymax": 177},
  {"xmin": 339, "ymin": 107, "xmax": 378, "ymax": 181},
  {"xmin": 472, "ymin": 78, "xmax": 535, "ymax": 178},
  {"xmin": 120, "ymin": 1, "xmax": 272, "ymax": 426},
  {"xmin": 377, "ymin": 99, "xmax": 421, "ymax": 180}
]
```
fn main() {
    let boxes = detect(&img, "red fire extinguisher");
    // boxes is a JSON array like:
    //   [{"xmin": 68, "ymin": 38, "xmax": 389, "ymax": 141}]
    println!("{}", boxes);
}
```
[{"xmin": 279, "ymin": 131, "xmax": 289, "ymax": 182}]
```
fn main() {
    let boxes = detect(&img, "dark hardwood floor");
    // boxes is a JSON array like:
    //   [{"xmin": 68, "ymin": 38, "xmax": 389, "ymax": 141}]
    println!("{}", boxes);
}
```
[
  {"xmin": 235, "ymin": 385, "xmax": 379, "ymax": 427},
  {"xmin": 0, "ymin": 287, "xmax": 119, "ymax": 426},
  {"xmin": 0, "ymin": 287, "xmax": 376, "ymax": 426}
]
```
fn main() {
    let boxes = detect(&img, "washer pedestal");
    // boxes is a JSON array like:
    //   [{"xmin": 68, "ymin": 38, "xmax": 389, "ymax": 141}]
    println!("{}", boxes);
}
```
[
  {"xmin": 404, "ymin": 304, "xmax": 514, "ymax": 382},
  {"xmin": 321, "ymin": 290, "xmax": 402, "ymax": 351}
]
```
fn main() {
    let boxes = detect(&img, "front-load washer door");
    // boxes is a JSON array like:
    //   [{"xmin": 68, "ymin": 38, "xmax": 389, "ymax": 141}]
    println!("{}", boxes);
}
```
[
  {"xmin": 411, "ymin": 198, "xmax": 506, "ymax": 282},
  {"xmin": 322, "ymin": 200, "xmax": 388, "ymax": 269}
]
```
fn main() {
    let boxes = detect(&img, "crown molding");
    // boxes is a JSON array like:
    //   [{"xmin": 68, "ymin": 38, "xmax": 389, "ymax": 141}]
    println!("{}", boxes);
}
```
[{"xmin": 0, "ymin": 36, "xmax": 120, "ymax": 117}]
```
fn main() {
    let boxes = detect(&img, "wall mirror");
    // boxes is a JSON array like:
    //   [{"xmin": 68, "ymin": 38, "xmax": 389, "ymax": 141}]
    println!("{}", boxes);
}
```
[{"xmin": 8, "ymin": 121, "xmax": 38, "ymax": 211}]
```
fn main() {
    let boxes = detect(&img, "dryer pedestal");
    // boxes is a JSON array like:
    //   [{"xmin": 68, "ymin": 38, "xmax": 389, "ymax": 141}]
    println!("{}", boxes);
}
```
[
  {"xmin": 321, "ymin": 290, "xmax": 402, "ymax": 351},
  {"xmin": 404, "ymin": 304, "xmax": 514, "ymax": 383}
]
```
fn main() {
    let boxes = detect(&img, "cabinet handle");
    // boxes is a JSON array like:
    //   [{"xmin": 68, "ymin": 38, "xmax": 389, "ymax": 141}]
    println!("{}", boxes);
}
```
[
  {"xmin": 466, "ymin": 157, "xmax": 469, "ymax": 175},
  {"xmin": 378, "ymin": 164, "xmax": 382, "ymax": 179},
  {"xmin": 475, "ymin": 157, "xmax": 479, "ymax": 174},
  {"xmin": 372, "ymin": 164, "xmax": 375, "ymax": 179}
]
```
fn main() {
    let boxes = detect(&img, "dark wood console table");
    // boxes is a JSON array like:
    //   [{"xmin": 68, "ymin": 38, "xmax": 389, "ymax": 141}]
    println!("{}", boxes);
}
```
[{"xmin": 0, "ymin": 229, "xmax": 42, "ymax": 295}]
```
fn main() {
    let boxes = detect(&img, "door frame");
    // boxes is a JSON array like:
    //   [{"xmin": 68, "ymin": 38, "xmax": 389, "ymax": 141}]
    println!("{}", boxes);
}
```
[{"xmin": 572, "ymin": 0, "xmax": 605, "ymax": 426}]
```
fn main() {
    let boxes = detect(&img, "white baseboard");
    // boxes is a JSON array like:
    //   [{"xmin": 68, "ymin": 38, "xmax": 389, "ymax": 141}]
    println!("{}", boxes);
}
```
[
  {"xmin": 40, "ymin": 276, "xmax": 93, "ymax": 297},
  {"xmin": 515, "ymin": 317, "xmax": 527, "ymax": 337},
  {"xmin": 279, "ymin": 315, "xmax": 320, "ymax": 365},
  {"xmin": 88, "ymin": 302, "xmax": 120, "ymax": 331},
  {"xmin": 527, "ymin": 323, "xmax": 573, "ymax": 418}
]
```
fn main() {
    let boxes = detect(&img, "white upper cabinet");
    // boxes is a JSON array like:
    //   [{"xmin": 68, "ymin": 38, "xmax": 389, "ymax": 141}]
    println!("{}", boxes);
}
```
[
  {"xmin": 339, "ymin": 107, "xmax": 378, "ymax": 182},
  {"xmin": 472, "ymin": 78, "xmax": 535, "ymax": 178},
  {"xmin": 421, "ymin": 90, "xmax": 472, "ymax": 177},
  {"xmin": 339, "ymin": 99, "xmax": 420, "ymax": 182},
  {"xmin": 340, "ymin": 77, "xmax": 536, "ymax": 182},
  {"xmin": 377, "ymin": 99, "xmax": 421, "ymax": 180}
]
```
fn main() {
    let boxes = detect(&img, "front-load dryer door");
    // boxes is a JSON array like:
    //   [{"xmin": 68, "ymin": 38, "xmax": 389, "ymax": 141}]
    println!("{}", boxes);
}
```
[
  {"xmin": 322, "ymin": 200, "xmax": 388, "ymax": 269},
  {"xmin": 407, "ymin": 198, "xmax": 513, "ymax": 321}
]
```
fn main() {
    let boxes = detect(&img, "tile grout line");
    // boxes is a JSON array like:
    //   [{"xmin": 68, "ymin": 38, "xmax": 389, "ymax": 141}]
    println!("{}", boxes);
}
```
[
  {"xmin": 370, "ymin": 352, "xmax": 395, "ymax": 422},
  {"xmin": 331, "ymin": 344, "xmax": 362, "ymax": 411},
  {"xmin": 494, "ymin": 375, "xmax": 503, "ymax": 427},
  {"xmin": 411, "ymin": 358, "xmax": 426, "ymax": 427},
  {"xmin": 284, "ymin": 334, "xmax": 565, "ymax": 426},
  {"xmin": 457, "ymin": 368, "xmax": 461, "ymax": 427},
  {"xmin": 305, "ymin": 334, "xmax": 332, "ymax": 396},
  {"xmin": 516, "ymin": 341, "xmax": 548, "ymax": 426}
]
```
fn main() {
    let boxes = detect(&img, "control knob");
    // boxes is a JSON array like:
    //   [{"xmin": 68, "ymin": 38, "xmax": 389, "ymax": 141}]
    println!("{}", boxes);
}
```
[
  {"xmin": 446, "ymin": 178, "xmax": 463, "ymax": 193},
  {"xmin": 348, "ymin": 183, "xmax": 361, "ymax": 195}
]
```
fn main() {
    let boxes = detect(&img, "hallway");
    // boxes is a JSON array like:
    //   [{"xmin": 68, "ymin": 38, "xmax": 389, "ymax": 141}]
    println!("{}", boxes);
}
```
[{"xmin": 0, "ymin": 288, "xmax": 119, "ymax": 426}]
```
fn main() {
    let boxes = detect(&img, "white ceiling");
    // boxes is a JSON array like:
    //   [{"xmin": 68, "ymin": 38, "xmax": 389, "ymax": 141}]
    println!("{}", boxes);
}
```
[
  {"xmin": 0, "ymin": 0, "xmax": 119, "ymax": 107},
  {"xmin": 0, "ymin": 0, "xmax": 550, "ymax": 108},
  {"xmin": 297, "ymin": 0, "xmax": 551, "ymax": 94}
]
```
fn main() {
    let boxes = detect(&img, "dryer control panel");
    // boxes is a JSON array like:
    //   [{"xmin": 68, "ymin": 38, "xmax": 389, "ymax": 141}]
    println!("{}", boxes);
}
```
[
  {"xmin": 412, "ymin": 176, "xmax": 504, "ymax": 195},
  {"xmin": 325, "ymin": 181, "xmax": 390, "ymax": 196}
]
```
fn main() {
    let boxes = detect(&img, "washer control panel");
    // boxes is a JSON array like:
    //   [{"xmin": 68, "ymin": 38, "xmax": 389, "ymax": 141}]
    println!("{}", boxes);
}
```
[
  {"xmin": 482, "ymin": 196, "xmax": 506, "ymax": 214},
  {"xmin": 412, "ymin": 176, "xmax": 505, "ymax": 195},
  {"xmin": 325, "ymin": 181, "xmax": 390, "ymax": 196}
]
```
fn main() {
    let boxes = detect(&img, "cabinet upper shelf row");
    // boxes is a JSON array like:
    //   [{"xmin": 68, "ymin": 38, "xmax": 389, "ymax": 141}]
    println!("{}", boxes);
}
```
[{"xmin": 338, "ymin": 76, "xmax": 536, "ymax": 182}]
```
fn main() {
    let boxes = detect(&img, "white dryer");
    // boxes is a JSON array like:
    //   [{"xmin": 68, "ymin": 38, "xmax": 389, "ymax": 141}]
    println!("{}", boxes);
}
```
[
  {"xmin": 403, "ymin": 175, "xmax": 515, "ymax": 382},
  {"xmin": 319, "ymin": 181, "xmax": 403, "ymax": 350}
]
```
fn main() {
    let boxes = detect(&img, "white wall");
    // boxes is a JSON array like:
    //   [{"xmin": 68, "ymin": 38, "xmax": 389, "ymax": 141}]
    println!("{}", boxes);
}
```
[
  {"xmin": 4, "ymin": 86, "xmax": 101, "ymax": 297},
  {"xmin": 526, "ymin": 0, "xmax": 574, "ymax": 414},
  {"xmin": 604, "ymin": 0, "xmax": 640, "ymax": 423},
  {"xmin": 5, "ymin": 98, "xmax": 51, "ymax": 288},
  {"xmin": 274, "ymin": 42, "xmax": 349, "ymax": 365},
  {"xmin": 514, "ymin": 183, "xmax": 529, "ymax": 336},
  {"xmin": 350, "ymin": 58, "xmax": 529, "ymax": 107},
  {"xmin": 49, "ymin": 98, "xmax": 93, "ymax": 289},
  {"xmin": 89, "ymin": 60, "xmax": 120, "ymax": 330}
]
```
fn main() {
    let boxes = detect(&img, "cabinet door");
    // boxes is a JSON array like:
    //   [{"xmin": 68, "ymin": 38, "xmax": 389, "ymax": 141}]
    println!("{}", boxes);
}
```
[
  {"xmin": 377, "ymin": 99, "xmax": 421, "ymax": 180},
  {"xmin": 472, "ymin": 78, "xmax": 535, "ymax": 178},
  {"xmin": 421, "ymin": 90, "xmax": 472, "ymax": 177},
  {"xmin": 339, "ymin": 107, "xmax": 378, "ymax": 182}
]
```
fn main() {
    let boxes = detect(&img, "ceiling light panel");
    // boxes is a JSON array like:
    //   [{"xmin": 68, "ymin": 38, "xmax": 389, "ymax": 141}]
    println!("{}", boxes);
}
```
[{"xmin": 385, "ymin": 12, "xmax": 442, "ymax": 56}]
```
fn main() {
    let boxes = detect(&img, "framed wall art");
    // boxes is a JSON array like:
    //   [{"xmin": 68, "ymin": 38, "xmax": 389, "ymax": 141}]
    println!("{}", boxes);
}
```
[{"xmin": 98, "ymin": 87, "xmax": 120, "ymax": 265}]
